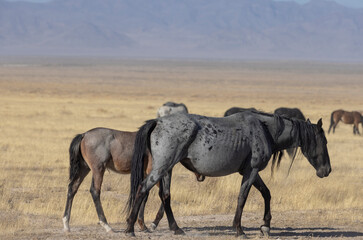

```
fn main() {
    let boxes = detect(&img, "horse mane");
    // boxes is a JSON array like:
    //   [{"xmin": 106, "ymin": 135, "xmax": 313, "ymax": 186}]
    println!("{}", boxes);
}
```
[
  {"xmin": 249, "ymin": 110, "xmax": 285, "ymax": 141},
  {"xmin": 270, "ymin": 118, "xmax": 317, "ymax": 177},
  {"xmin": 245, "ymin": 110, "xmax": 288, "ymax": 177},
  {"xmin": 239, "ymin": 109, "xmax": 311, "ymax": 178}
]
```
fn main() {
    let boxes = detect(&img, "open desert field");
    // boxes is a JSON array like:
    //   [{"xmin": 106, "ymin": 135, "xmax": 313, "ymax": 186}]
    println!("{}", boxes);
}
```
[{"xmin": 0, "ymin": 57, "xmax": 362, "ymax": 239}]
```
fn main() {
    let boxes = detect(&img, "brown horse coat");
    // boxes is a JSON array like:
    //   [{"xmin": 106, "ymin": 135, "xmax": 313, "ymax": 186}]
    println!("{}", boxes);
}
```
[{"xmin": 328, "ymin": 109, "xmax": 363, "ymax": 135}]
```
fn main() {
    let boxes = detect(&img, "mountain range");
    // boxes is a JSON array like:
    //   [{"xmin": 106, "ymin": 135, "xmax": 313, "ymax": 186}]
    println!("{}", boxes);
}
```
[{"xmin": 1, "ymin": 0, "xmax": 363, "ymax": 61}]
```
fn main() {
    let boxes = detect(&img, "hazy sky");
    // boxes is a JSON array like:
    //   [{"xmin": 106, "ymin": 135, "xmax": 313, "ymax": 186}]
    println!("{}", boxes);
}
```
[
  {"xmin": 4, "ymin": 0, "xmax": 363, "ymax": 8},
  {"xmin": 275, "ymin": 0, "xmax": 363, "ymax": 8}
]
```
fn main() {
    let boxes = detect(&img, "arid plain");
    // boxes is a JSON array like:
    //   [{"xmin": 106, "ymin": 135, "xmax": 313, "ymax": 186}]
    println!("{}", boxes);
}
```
[{"xmin": 0, "ymin": 57, "xmax": 362, "ymax": 239}]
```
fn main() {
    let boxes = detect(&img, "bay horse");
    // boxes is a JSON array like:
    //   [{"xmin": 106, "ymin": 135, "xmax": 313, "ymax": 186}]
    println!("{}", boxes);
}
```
[
  {"xmin": 125, "ymin": 111, "xmax": 331, "ymax": 238},
  {"xmin": 62, "ymin": 128, "xmax": 203, "ymax": 233},
  {"xmin": 328, "ymin": 109, "xmax": 363, "ymax": 135}
]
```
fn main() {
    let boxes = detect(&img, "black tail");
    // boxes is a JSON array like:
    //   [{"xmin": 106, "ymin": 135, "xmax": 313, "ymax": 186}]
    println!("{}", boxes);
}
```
[
  {"xmin": 69, "ymin": 134, "xmax": 84, "ymax": 183},
  {"xmin": 126, "ymin": 119, "xmax": 157, "ymax": 214}
]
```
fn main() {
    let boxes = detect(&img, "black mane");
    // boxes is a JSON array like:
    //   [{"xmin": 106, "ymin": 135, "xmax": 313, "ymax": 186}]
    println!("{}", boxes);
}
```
[{"xmin": 270, "ymin": 117, "xmax": 317, "ymax": 177}]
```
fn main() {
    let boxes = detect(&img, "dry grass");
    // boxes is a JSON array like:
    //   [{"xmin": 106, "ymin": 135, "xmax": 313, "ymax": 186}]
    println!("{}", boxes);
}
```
[{"xmin": 0, "ymin": 57, "xmax": 362, "ymax": 236}]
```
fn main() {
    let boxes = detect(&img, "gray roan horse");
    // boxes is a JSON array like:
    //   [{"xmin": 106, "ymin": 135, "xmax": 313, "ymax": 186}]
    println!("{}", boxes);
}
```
[
  {"xmin": 125, "ymin": 111, "xmax": 331, "ymax": 237},
  {"xmin": 63, "ymin": 128, "xmax": 203, "ymax": 233},
  {"xmin": 157, "ymin": 102, "xmax": 189, "ymax": 117}
]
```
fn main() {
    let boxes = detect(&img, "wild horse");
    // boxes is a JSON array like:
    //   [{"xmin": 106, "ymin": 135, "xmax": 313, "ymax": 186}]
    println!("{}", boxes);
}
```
[
  {"xmin": 272, "ymin": 107, "xmax": 306, "ymax": 174},
  {"xmin": 224, "ymin": 107, "xmax": 257, "ymax": 117},
  {"xmin": 62, "ymin": 128, "xmax": 203, "ymax": 232},
  {"xmin": 157, "ymin": 101, "xmax": 189, "ymax": 117},
  {"xmin": 125, "ymin": 111, "xmax": 331, "ymax": 238},
  {"xmin": 328, "ymin": 109, "xmax": 363, "ymax": 135}
]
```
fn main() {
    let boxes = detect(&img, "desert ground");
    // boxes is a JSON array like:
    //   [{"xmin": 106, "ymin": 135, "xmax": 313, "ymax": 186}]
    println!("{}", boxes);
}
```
[{"xmin": 0, "ymin": 57, "xmax": 362, "ymax": 239}]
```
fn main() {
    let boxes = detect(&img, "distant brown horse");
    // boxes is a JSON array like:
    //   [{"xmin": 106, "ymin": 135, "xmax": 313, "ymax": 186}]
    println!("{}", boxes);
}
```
[
  {"xmin": 328, "ymin": 110, "xmax": 363, "ymax": 135},
  {"xmin": 63, "ymin": 128, "xmax": 203, "ymax": 233}
]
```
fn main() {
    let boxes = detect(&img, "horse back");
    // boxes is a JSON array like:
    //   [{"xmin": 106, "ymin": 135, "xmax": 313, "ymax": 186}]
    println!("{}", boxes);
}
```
[
  {"xmin": 274, "ymin": 107, "xmax": 305, "ymax": 121},
  {"xmin": 80, "ymin": 128, "xmax": 134, "ymax": 174}
]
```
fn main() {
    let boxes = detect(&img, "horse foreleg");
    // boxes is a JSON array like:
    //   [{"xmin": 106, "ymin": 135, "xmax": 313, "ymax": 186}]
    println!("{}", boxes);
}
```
[
  {"xmin": 253, "ymin": 174, "xmax": 271, "ymax": 237},
  {"xmin": 233, "ymin": 168, "xmax": 259, "ymax": 238},
  {"xmin": 137, "ymin": 191, "xmax": 150, "ymax": 232},
  {"xmin": 90, "ymin": 170, "xmax": 113, "ymax": 232},
  {"xmin": 63, "ymin": 167, "xmax": 90, "ymax": 232},
  {"xmin": 159, "ymin": 170, "xmax": 184, "ymax": 235}
]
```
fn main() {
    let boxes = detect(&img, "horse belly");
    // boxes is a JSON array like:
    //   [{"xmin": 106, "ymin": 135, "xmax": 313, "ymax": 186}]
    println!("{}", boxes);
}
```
[
  {"xmin": 188, "ymin": 142, "xmax": 250, "ymax": 177},
  {"xmin": 342, "ymin": 115, "xmax": 354, "ymax": 124}
]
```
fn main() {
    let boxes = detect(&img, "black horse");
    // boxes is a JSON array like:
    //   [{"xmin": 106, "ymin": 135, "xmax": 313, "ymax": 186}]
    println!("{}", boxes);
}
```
[
  {"xmin": 274, "ymin": 107, "xmax": 306, "ymax": 121},
  {"xmin": 125, "ymin": 111, "xmax": 331, "ymax": 238},
  {"xmin": 272, "ymin": 107, "xmax": 306, "ymax": 174},
  {"xmin": 224, "ymin": 107, "xmax": 257, "ymax": 117}
]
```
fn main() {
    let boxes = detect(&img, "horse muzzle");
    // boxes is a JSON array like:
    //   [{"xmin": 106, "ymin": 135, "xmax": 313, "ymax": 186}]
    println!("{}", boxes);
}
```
[{"xmin": 316, "ymin": 166, "xmax": 331, "ymax": 178}]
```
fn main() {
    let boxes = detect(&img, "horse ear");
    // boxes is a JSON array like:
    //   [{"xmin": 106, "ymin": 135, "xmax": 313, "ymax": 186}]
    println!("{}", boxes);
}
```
[
  {"xmin": 306, "ymin": 118, "xmax": 311, "ymax": 124},
  {"xmin": 317, "ymin": 118, "xmax": 323, "ymax": 128}
]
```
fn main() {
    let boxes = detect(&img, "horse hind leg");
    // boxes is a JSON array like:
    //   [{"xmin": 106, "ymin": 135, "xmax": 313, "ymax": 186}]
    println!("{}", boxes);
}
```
[
  {"xmin": 137, "ymin": 191, "xmax": 150, "ymax": 232},
  {"xmin": 63, "ymin": 165, "xmax": 90, "ymax": 232},
  {"xmin": 158, "ymin": 171, "xmax": 184, "ymax": 235},
  {"xmin": 148, "ymin": 181, "xmax": 165, "ymax": 231},
  {"xmin": 125, "ymin": 170, "xmax": 163, "ymax": 236},
  {"xmin": 89, "ymin": 168, "xmax": 113, "ymax": 232},
  {"xmin": 150, "ymin": 203, "xmax": 164, "ymax": 231}
]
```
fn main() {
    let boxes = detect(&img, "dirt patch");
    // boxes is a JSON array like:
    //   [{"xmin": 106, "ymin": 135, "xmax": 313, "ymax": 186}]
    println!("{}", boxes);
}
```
[{"xmin": 1, "ymin": 209, "xmax": 362, "ymax": 240}]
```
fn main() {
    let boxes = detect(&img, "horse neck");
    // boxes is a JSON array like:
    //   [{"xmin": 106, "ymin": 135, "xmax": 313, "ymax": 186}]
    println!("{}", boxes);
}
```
[
  {"xmin": 256, "ymin": 114, "xmax": 298, "ymax": 152},
  {"xmin": 273, "ymin": 119, "xmax": 300, "ymax": 152}
]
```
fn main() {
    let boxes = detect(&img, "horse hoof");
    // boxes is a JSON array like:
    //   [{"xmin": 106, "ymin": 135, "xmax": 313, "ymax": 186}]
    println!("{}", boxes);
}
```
[
  {"xmin": 62, "ymin": 217, "xmax": 70, "ymax": 232},
  {"xmin": 142, "ymin": 227, "xmax": 150, "ymax": 233},
  {"xmin": 174, "ymin": 228, "xmax": 185, "ymax": 235},
  {"xmin": 237, "ymin": 233, "xmax": 248, "ymax": 239},
  {"xmin": 149, "ymin": 223, "xmax": 157, "ymax": 232},
  {"xmin": 124, "ymin": 231, "xmax": 136, "ymax": 237},
  {"xmin": 260, "ymin": 225, "xmax": 270, "ymax": 237}
]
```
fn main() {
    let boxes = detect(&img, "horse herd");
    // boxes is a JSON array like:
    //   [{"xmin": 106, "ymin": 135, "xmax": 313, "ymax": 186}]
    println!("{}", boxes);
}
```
[{"xmin": 62, "ymin": 102, "xmax": 361, "ymax": 238}]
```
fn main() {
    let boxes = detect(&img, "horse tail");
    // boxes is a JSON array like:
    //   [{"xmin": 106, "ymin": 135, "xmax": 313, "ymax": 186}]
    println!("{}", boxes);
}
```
[
  {"xmin": 68, "ymin": 134, "xmax": 85, "ymax": 183},
  {"xmin": 328, "ymin": 111, "xmax": 335, "ymax": 133},
  {"xmin": 126, "ymin": 119, "xmax": 157, "ymax": 214}
]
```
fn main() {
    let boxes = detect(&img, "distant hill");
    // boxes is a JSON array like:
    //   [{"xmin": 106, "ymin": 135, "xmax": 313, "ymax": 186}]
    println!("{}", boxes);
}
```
[{"xmin": 1, "ymin": 0, "xmax": 363, "ymax": 61}]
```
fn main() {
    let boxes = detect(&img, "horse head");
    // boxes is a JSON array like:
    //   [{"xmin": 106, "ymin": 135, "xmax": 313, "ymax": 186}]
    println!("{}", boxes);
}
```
[{"xmin": 300, "ymin": 118, "xmax": 331, "ymax": 178}]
